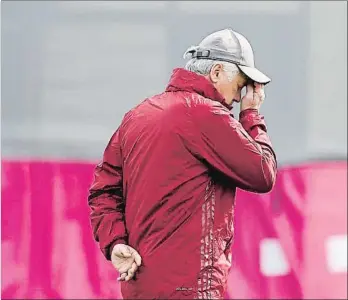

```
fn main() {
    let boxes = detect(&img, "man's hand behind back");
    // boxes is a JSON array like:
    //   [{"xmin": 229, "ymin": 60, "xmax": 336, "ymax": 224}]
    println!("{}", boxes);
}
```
[{"xmin": 111, "ymin": 244, "xmax": 142, "ymax": 282}]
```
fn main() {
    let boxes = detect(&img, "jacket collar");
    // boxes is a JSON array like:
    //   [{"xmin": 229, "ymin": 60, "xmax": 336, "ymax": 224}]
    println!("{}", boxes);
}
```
[{"xmin": 165, "ymin": 68, "xmax": 232, "ymax": 110}]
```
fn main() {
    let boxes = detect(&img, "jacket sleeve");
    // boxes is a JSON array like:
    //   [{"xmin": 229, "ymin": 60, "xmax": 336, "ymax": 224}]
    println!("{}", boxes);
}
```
[
  {"xmin": 187, "ymin": 102, "xmax": 277, "ymax": 193},
  {"xmin": 88, "ymin": 129, "xmax": 128, "ymax": 260}
]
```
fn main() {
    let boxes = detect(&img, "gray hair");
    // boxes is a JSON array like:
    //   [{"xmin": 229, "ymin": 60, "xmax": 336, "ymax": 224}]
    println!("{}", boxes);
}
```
[{"xmin": 184, "ymin": 58, "xmax": 240, "ymax": 82}]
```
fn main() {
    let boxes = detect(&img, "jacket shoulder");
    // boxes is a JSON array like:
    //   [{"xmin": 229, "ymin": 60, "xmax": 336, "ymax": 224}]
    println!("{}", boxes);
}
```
[
  {"xmin": 186, "ymin": 94, "xmax": 230, "ymax": 119},
  {"xmin": 167, "ymin": 90, "xmax": 227, "ymax": 111}
]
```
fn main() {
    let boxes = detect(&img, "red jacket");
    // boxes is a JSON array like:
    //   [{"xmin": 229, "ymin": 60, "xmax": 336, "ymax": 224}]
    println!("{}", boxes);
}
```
[{"xmin": 88, "ymin": 68, "xmax": 277, "ymax": 299}]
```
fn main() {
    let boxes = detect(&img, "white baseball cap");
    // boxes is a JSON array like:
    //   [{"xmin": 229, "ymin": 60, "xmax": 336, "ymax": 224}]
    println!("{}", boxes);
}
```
[{"xmin": 184, "ymin": 28, "xmax": 271, "ymax": 84}]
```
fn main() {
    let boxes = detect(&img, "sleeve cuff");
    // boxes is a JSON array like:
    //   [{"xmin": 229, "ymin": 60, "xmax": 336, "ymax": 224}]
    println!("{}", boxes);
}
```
[
  {"xmin": 239, "ymin": 109, "xmax": 267, "ymax": 132},
  {"xmin": 239, "ymin": 108, "xmax": 259, "ymax": 119}
]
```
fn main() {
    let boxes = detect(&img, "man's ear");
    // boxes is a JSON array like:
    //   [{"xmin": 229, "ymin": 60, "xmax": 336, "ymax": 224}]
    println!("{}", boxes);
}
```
[{"xmin": 209, "ymin": 63, "xmax": 223, "ymax": 83}]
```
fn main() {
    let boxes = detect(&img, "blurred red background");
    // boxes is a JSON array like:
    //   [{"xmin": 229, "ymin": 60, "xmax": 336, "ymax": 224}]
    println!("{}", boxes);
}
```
[{"xmin": 2, "ymin": 160, "xmax": 346, "ymax": 299}]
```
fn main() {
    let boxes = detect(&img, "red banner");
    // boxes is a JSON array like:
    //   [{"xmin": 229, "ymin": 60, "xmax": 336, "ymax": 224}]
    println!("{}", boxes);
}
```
[{"xmin": 1, "ymin": 160, "xmax": 347, "ymax": 299}]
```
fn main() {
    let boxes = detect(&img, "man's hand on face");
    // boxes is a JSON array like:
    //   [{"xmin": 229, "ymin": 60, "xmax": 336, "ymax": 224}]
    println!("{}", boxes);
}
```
[
  {"xmin": 111, "ymin": 244, "xmax": 142, "ymax": 282},
  {"xmin": 240, "ymin": 82, "xmax": 265, "ymax": 112}
]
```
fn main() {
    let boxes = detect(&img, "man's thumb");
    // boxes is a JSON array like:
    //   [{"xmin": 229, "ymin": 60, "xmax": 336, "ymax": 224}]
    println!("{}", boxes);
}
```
[{"xmin": 133, "ymin": 252, "xmax": 142, "ymax": 267}]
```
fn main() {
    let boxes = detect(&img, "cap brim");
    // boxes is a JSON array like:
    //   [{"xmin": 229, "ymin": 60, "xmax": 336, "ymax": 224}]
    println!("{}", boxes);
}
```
[{"xmin": 238, "ymin": 65, "xmax": 271, "ymax": 84}]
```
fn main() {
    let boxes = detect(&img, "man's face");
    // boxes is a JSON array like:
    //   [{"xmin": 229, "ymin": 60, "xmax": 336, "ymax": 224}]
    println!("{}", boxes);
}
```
[
  {"xmin": 208, "ymin": 64, "xmax": 248, "ymax": 108},
  {"xmin": 229, "ymin": 72, "xmax": 249, "ymax": 107}
]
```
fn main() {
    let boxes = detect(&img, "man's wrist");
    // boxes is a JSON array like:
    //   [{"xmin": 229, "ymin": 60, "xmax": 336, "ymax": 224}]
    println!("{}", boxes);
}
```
[{"xmin": 239, "ymin": 108, "xmax": 259, "ymax": 120}]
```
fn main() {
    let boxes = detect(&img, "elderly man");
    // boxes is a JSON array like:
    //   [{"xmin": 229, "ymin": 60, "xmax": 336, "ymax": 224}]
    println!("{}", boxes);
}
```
[{"xmin": 88, "ymin": 28, "xmax": 277, "ymax": 299}]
